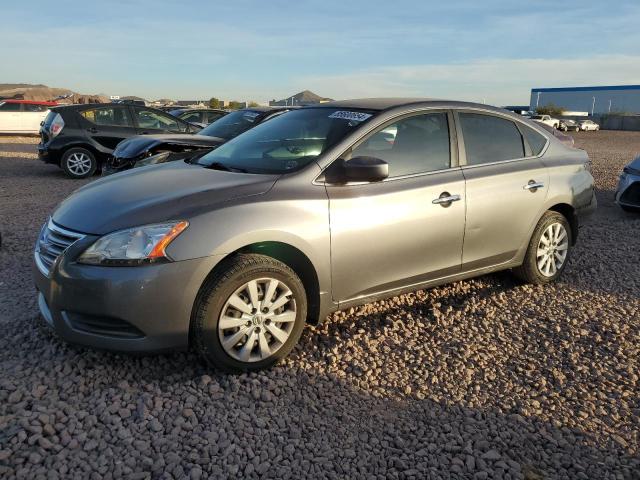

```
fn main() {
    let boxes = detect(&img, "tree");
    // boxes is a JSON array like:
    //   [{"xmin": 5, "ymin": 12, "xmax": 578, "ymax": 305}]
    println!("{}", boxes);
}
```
[
  {"xmin": 536, "ymin": 103, "xmax": 564, "ymax": 116},
  {"xmin": 227, "ymin": 100, "xmax": 243, "ymax": 110},
  {"xmin": 209, "ymin": 97, "xmax": 220, "ymax": 109},
  {"xmin": 248, "ymin": 101, "xmax": 260, "ymax": 107}
]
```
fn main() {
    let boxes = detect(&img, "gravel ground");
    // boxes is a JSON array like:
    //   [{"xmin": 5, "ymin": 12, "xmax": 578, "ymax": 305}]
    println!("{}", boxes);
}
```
[{"xmin": 0, "ymin": 131, "xmax": 639, "ymax": 479}]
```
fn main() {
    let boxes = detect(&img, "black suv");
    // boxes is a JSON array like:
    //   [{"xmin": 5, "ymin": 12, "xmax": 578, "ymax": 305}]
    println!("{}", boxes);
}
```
[{"xmin": 38, "ymin": 103, "xmax": 200, "ymax": 178}]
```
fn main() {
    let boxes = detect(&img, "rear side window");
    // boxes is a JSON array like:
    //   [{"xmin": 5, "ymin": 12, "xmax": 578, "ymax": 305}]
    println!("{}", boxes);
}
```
[
  {"xmin": 0, "ymin": 102, "xmax": 21, "ymax": 112},
  {"xmin": 81, "ymin": 107, "xmax": 132, "ymax": 127},
  {"xmin": 459, "ymin": 113, "xmax": 525, "ymax": 165},
  {"xmin": 180, "ymin": 111, "xmax": 202, "ymax": 123},
  {"xmin": 520, "ymin": 124, "xmax": 548, "ymax": 156},
  {"xmin": 351, "ymin": 112, "xmax": 451, "ymax": 177}
]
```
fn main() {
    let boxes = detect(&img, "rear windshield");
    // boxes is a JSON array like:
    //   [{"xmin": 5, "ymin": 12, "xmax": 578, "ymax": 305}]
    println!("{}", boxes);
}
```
[
  {"xmin": 42, "ymin": 110, "xmax": 58, "ymax": 128},
  {"xmin": 197, "ymin": 107, "xmax": 376, "ymax": 174}
]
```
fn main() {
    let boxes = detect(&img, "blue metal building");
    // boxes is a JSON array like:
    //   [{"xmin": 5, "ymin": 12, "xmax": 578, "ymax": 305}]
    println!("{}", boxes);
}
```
[{"xmin": 530, "ymin": 85, "xmax": 640, "ymax": 115}]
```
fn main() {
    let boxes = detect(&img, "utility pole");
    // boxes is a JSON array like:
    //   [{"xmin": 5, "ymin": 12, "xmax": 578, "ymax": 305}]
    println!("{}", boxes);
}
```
[
  {"xmin": 591, "ymin": 96, "xmax": 596, "ymax": 116},
  {"xmin": 608, "ymin": 99, "xmax": 612, "ymax": 113},
  {"xmin": 536, "ymin": 91, "xmax": 541, "ymax": 109}
]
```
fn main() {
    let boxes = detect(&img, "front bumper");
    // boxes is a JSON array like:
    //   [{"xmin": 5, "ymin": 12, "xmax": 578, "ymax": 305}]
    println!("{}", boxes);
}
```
[
  {"xmin": 33, "ymin": 242, "xmax": 222, "ymax": 353},
  {"xmin": 615, "ymin": 172, "xmax": 640, "ymax": 208}
]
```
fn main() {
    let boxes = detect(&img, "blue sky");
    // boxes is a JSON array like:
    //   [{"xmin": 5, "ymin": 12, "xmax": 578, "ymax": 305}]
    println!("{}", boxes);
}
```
[{"xmin": 2, "ymin": 0, "xmax": 640, "ymax": 104}]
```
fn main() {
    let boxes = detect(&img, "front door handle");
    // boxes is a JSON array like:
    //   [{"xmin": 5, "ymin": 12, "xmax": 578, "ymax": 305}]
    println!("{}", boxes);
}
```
[
  {"xmin": 523, "ymin": 180, "xmax": 544, "ymax": 191},
  {"xmin": 87, "ymin": 127, "xmax": 98, "ymax": 133},
  {"xmin": 432, "ymin": 192, "xmax": 461, "ymax": 207}
]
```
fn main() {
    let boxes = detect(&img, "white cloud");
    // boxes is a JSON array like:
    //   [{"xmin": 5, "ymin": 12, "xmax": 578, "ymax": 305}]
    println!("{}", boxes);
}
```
[{"xmin": 294, "ymin": 55, "xmax": 640, "ymax": 105}]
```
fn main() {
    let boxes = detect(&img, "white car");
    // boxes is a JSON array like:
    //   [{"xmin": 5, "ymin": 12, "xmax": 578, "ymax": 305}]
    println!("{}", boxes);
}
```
[
  {"xmin": 579, "ymin": 120, "xmax": 600, "ymax": 131},
  {"xmin": 530, "ymin": 114, "xmax": 560, "ymax": 129},
  {"xmin": 0, "ymin": 100, "xmax": 57, "ymax": 134}
]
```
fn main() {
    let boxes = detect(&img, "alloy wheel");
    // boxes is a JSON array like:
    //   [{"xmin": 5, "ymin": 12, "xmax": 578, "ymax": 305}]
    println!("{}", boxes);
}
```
[
  {"xmin": 536, "ymin": 222, "xmax": 569, "ymax": 277},
  {"xmin": 66, "ymin": 152, "xmax": 93, "ymax": 176},
  {"xmin": 218, "ymin": 277, "xmax": 296, "ymax": 362}
]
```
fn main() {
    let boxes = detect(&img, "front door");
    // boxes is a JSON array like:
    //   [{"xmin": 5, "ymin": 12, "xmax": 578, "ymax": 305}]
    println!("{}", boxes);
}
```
[
  {"xmin": 326, "ymin": 111, "xmax": 466, "ymax": 303},
  {"xmin": 455, "ymin": 111, "xmax": 550, "ymax": 270}
]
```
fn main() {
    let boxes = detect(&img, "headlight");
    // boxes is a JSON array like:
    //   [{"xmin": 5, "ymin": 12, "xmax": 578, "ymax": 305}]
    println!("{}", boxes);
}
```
[
  {"xmin": 623, "ymin": 165, "xmax": 640, "ymax": 176},
  {"xmin": 78, "ymin": 221, "xmax": 188, "ymax": 266},
  {"xmin": 135, "ymin": 151, "xmax": 171, "ymax": 168}
]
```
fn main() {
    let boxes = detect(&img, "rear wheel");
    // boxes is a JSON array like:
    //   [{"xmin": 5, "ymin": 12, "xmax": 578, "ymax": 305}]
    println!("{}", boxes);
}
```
[
  {"xmin": 513, "ymin": 211, "xmax": 572, "ymax": 284},
  {"xmin": 61, "ymin": 147, "xmax": 97, "ymax": 179},
  {"xmin": 192, "ymin": 254, "xmax": 307, "ymax": 372}
]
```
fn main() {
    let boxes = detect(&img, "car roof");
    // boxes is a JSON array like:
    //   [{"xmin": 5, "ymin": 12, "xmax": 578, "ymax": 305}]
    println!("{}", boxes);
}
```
[
  {"xmin": 305, "ymin": 98, "xmax": 511, "ymax": 114},
  {"xmin": 1, "ymin": 99, "xmax": 58, "ymax": 106}
]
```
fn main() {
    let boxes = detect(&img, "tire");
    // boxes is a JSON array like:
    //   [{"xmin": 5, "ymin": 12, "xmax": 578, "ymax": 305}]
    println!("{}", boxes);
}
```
[
  {"xmin": 192, "ymin": 254, "xmax": 307, "ymax": 372},
  {"xmin": 513, "ymin": 211, "xmax": 572, "ymax": 284},
  {"xmin": 61, "ymin": 147, "xmax": 97, "ymax": 179}
]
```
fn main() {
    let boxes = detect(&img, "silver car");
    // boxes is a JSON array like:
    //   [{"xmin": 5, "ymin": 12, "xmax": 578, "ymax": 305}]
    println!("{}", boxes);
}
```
[
  {"xmin": 33, "ymin": 99, "xmax": 597, "ymax": 372},
  {"xmin": 615, "ymin": 155, "xmax": 640, "ymax": 212}
]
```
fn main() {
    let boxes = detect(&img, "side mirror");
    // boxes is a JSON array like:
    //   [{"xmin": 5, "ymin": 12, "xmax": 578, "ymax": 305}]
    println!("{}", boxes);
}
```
[{"xmin": 326, "ymin": 156, "xmax": 389, "ymax": 184}]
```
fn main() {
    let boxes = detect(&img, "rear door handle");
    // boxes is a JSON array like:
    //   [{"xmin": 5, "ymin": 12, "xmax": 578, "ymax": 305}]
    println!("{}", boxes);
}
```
[
  {"xmin": 523, "ymin": 180, "xmax": 544, "ymax": 191},
  {"xmin": 432, "ymin": 192, "xmax": 461, "ymax": 207},
  {"xmin": 87, "ymin": 127, "xmax": 98, "ymax": 133}
]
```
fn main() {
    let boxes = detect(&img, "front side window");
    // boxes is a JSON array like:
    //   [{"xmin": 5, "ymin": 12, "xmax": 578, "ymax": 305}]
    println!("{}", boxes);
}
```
[
  {"xmin": 350, "ymin": 112, "xmax": 451, "ymax": 177},
  {"xmin": 199, "ymin": 110, "xmax": 265, "ymax": 140},
  {"xmin": 0, "ymin": 102, "xmax": 21, "ymax": 112},
  {"xmin": 459, "ymin": 113, "xmax": 525, "ymax": 165},
  {"xmin": 81, "ymin": 107, "xmax": 132, "ymax": 127},
  {"xmin": 198, "ymin": 107, "xmax": 376, "ymax": 174},
  {"xmin": 25, "ymin": 104, "xmax": 47, "ymax": 112},
  {"xmin": 205, "ymin": 111, "xmax": 225, "ymax": 123},
  {"xmin": 134, "ymin": 109, "xmax": 185, "ymax": 132},
  {"xmin": 180, "ymin": 111, "xmax": 202, "ymax": 123}
]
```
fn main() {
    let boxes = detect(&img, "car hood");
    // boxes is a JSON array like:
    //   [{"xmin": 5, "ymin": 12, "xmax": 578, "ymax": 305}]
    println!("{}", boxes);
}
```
[
  {"xmin": 113, "ymin": 134, "xmax": 225, "ymax": 159},
  {"xmin": 53, "ymin": 161, "xmax": 279, "ymax": 235}
]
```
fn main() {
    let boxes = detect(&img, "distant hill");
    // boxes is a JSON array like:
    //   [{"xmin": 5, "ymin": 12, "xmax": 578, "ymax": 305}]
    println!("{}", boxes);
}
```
[
  {"xmin": 0, "ymin": 83, "xmax": 109, "ymax": 103},
  {"xmin": 269, "ymin": 90, "xmax": 333, "ymax": 106}
]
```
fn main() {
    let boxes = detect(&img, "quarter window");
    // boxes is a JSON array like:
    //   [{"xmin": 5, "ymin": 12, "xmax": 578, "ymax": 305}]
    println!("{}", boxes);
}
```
[
  {"xmin": 520, "ymin": 124, "xmax": 547, "ymax": 156},
  {"xmin": 81, "ymin": 107, "xmax": 132, "ymax": 127},
  {"xmin": 459, "ymin": 113, "xmax": 525, "ymax": 165},
  {"xmin": 350, "ymin": 113, "xmax": 451, "ymax": 177}
]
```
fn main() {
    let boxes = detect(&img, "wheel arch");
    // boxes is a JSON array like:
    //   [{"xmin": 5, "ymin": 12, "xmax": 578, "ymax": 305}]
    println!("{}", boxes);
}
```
[
  {"xmin": 194, "ymin": 241, "xmax": 322, "ymax": 326},
  {"xmin": 547, "ymin": 202, "xmax": 578, "ymax": 244}
]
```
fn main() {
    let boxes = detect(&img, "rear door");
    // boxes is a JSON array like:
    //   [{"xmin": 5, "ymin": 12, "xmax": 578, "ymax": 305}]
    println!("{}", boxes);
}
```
[
  {"xmin": 131, "ymin": 106, "xmax": 190, "ymax": 135},
  {"xmin": 455, "ymin": 111, "xmax": 549, "ymax": 270},
  {"xmin": 0, "ymin": 102, "xmax": 22, "ymax": 132},
  {"xmin": 78, "ymin": 105, "xmax": 136, "ymax": 151}
]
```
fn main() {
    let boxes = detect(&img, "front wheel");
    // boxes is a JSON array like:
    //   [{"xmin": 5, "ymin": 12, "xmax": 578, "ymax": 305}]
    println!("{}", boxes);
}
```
[
  {"xmin": 513, "ymin": 211, "xmax": 572, "ymax": 284},
  {"xmin": 192, "ymin": 254, "xmax": 307, "ymax": 372},
  {"xmin": 61, "ymin": 147, "xmax": 97, "ymax": 179}
]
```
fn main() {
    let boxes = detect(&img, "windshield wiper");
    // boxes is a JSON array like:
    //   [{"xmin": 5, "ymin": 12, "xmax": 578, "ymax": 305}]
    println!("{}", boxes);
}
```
[{"xmin": 205, "ymin": 162, "xmax": 248, "ymax": 173}]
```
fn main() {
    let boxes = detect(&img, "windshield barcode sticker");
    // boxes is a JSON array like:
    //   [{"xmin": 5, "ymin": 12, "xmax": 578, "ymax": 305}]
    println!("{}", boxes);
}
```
[{"xmin": 328, "ymin": 111, "xmax": 372, "ymax": 122}]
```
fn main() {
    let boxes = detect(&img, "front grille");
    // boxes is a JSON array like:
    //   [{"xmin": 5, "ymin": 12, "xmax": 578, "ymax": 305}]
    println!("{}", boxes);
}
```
[
  {"xmin": 64, "ymin": 312, "xmax": 145, "ymax": 339},
  {"xmin": 35, "ymin": 219, "xmax": 85, "ymax": 276}
]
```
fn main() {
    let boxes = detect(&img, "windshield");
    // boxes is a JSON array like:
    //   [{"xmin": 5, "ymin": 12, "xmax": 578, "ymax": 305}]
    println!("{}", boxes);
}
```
[
  {"xmin": 197, "ymin": 107, "xmax": 376, "ymax": 174},
  {"xmin": 198, "ymin": 109, "xmax": 266, "ymax": 140}
]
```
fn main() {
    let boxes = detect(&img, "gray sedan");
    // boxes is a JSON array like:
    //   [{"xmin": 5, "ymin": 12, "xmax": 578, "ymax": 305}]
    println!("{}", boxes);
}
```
[{"xmin": 34, "ymin": 99, "xmax": 596, "ymax": 372}]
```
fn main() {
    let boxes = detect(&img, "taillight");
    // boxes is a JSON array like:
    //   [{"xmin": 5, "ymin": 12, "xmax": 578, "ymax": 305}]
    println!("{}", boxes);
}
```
[{"xmin": 49, "ymin": 114, "xmax": 64, "ymax": 138}]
